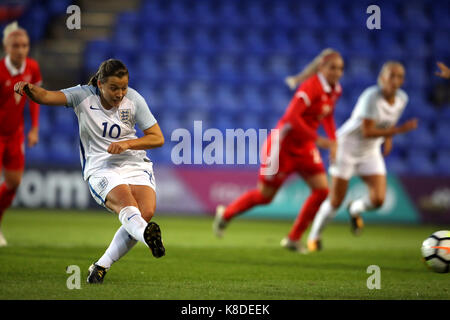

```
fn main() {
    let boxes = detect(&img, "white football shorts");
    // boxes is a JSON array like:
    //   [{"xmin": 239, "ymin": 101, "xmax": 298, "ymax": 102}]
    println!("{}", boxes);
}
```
[
  {"xmin": 87, "ymin": 160, "xmax": 156, "ymax": 209},
  {"xmin": 328, "ymin": 140, "xmax": 386, "ymax": 180}
]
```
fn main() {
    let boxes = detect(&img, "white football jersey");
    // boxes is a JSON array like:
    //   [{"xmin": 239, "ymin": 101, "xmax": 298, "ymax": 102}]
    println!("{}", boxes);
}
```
[
  {"xmin": 337, "ymin": 85, "xmax": 408, "ymax": 156},
  {"xmin": 61, "ymin": 85, "xmax": 157, "ymax": 180}
]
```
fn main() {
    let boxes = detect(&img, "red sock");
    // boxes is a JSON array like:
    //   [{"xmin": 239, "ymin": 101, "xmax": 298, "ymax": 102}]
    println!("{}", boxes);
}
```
[
  {"xmin": 288, "ymin": 188, "xmax": 329, "ymax": 241},
  {"xmin": 223, "ymin": 189, "xmax": 272, "ymax": 221},
  {"xmin": 0, "ymin": 183, "xmax": 17, "ymax": 224}
]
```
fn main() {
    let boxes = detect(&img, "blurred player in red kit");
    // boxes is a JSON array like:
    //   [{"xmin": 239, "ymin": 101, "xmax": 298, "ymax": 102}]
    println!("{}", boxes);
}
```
[
  {"xmin": 0, "ymin": 22, "xmax": 42, "ymax": 246},
  {"xmin": 213, "ymin": 49, "xmax": 344, "ymax": 252}
]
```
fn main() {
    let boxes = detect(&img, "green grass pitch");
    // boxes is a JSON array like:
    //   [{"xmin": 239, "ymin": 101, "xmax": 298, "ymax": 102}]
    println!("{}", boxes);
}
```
[{"xmin": 0, "ymin": 209, "xmax": 448, "ymax": 300}]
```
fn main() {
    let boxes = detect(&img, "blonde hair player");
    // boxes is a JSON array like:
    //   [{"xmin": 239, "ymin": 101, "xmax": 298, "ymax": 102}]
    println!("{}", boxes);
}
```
[
  {"xmin": 307, "ymin": 61, "xmax": 418, "ymax": 252},
  {"xmin": 14, "ymin": 59, "xmax": 166, "ymax": 283},
  {"xmin": 214, "ymin": 49, "xmax": 344, "ymax": 253},
  {"xmin": 0, "ymin": 21, "xmax": 42, "ymax": 247}
]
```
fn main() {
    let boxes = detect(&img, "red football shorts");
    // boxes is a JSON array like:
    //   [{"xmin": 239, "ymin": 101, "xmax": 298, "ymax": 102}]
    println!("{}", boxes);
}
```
[
  {"xmin": 0, "ymin": 132, "xmax": 25, "ymax": 171},
  {"xmin": 258, "ymin": 138, "xmax": 325, "ymax": 189}
]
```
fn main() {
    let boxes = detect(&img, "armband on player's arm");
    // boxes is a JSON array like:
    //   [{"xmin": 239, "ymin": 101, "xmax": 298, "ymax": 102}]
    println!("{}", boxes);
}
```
[{"xmin": 14, "ymin": 82, "xmax": 67, "ymax": 106}]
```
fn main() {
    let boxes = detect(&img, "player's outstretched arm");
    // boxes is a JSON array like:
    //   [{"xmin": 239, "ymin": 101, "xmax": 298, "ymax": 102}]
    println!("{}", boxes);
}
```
[
  {"xmin": 361, "ymin": 118, "xmax": 418, "ymax": 138},
  {"xmin": 107, "ymin": 123, "xmax": 165, "ymax": 154},
  {"xmin": 435, "ymin": 62, "xmax": 450, "ymax": 79},
  {"xmin": 14, "ymin": 81, "xmax": 67, "ymax": 106}
]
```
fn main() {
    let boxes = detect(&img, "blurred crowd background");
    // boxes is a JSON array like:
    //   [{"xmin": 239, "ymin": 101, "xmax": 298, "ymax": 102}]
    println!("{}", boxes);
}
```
[{"xmin": 1, "ymin": 0, "xmax": 450, "ymax": 175}]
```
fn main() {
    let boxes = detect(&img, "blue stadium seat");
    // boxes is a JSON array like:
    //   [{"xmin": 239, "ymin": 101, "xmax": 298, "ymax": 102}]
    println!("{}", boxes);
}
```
[
  {"xmin": 213, "ymin": 114, "xmax": 235, "ymax": 133},
  {"xmin": 242, "ymin": 29, "xmax": 270, "ymax": 55},
  {"xmin": 164, "ymin": 27, "xmax": 191, "ymax": 52},
  {"xmin": 139, "ymin": 0, "xmax": 167, "ymax": 26},
  {"xmin": 436, "ymin": 152, "xmax": 450, "ymax": 176},
  {"xmin": 191, "ymin": 1, "xmax": 216, "ymax": 26},
  {"xmin": 407, "ymin": 154, "xmax": 436, "ymax": 175},
  {"xmin": 48, "ymin": 136, "xmax": 78, "ymax": 165},
  {"xmin": 374, "ymin": 31, "xmax": 404, "ymax": 59},
  {"xmin": 294, "ymin": 2, "xmax": 322, "ymax": 29},
  {"xmin": 321, "ymin": 2, "xmax": 350, "ymax": 29},
  {"xmin": 320, "ymin": 31, "xmax": 348, "ymax": 56},
  {"xmin": 403, "ymin": 126, "xmax": 435, "ymax": 151},
  {"xmin": 188, "ymin": 55, "xmax": 213, "ymax": 81},
  {"xmin": 117, "ymin": 11, "xmax": 139, "ymax": 27},
  {"xmin": 266, "ymin": 54, "xmax": 291, "ymax": 80},
  {"xmin": 240, "ymin": 85, "xmax": 267, "ymax": 116},
  {"xmin": 241, "ymin": 56, "xmax": 266, "ymax": 84},
  {"xmin": 161, "ymin": 52, "xmax": 187, "ymax": 82},
  {"xmin": 268, "ymin": 30, "xmax": 294, "ymax": 54},
  {"xmin": 217, "ymin": 1, "xmax": 245, "ymax": 27},
  {"xmin": 190, "ymin": 28, "xmax": 216, "ymax": 54},
  {"xmin": 291, "ymin": 31, "xmax": 322, "ymax": 56},
  {"xmin": 403, "ymin": 31, "xmax": 429, "ymax": 59},
  {"xmin": 215, "ymin": 85, "xmax": 240, "ymax": 116},
  {"xmin": 26, "ymin": 140, "xmax": 49, "ymax": 164},
  {"xmin": 214, "ymin": 54, "xmax": 240, "ymax": 83},
  {"xmin": 242, "ymin": 2, "xmax": 269, "ymax": 28},
  {"xmin": 160, "ymin": 83, "xmax": 184, "ymax": 112},
  {"xmin": 184, "ymin": 82, "xmax": 211, "ymax": 111},
  {"xmin": 385, "ymin": 155, "xmax": 409, "ymax": 175},
  {"xmin": 434, "ymin": 123, "xmax": 450, "ymax": 149},
  {"xmin": 53, "ymin": 108, "xmax": 78, "ymax": 137},
  {"xmin": 431, "ymin": 1, "xmax": 450, "ymax": 29},
  {"xmin": 216, "ymin": 29, "xmax": 243, "ymax": 54},
  {"xmin": 402, "ymin": 2, "xmax": 431, "ymax": 30},
  {"xmin": 347, "ymin": 31, "xmax": 376, "ymax": 58},
  {"xmin": 166, "ymin": 1, "xmax": 193, "ymax": 26},
  {"xmin": 270, "ymin": 2, "xmax": 296, "ymax": 29}
]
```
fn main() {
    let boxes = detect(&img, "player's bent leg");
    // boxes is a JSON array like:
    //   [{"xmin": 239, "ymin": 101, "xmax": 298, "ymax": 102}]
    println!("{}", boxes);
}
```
[
  {"xmin": 285, "ymin": 173, "xmax": 328, "ymax": 246},
  {"xmin": 0, "ymin": 169, "xmax": 23, "ymax": 221},
  {"xmin": 348, "ymin": 175, "xmax": 386, "ymax": 235},
  {"xmin": 129, "ymin": 185, "xmax": 157, "ymax": 222},
  {"xmin": 105, "ymin": 184, "xmax": 164, "ymax": 257},
  {"xmin": 0, "ymin": 169, "xmax": 23, "ymax": 247},
  {"xmin": 307, "ymin": 177, "xmax": 349, "ymax": 252},
  {"xmin": 361, "ymin": 175, "xmax": 386, "ymax": 209},
  {"xmin": 130, "ymin": 184, "xmax": 165, "ymax": 258},
  {"xmin": 213, "ymin": 182, "xmax": 277, "ymax": 238}
]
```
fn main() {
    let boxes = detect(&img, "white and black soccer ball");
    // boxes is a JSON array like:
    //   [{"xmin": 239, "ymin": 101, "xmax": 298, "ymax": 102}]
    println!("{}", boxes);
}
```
[{"xmin": 421, "ymin": 230, "xmax": 450, "ymax": 273}]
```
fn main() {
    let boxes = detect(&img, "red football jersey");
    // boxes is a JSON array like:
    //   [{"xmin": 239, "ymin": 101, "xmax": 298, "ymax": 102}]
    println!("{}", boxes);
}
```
[
  {"xmin": 0, "ymin": 56, "xmax": 42, "ymax": 137},
  {"xmin": 276, "ymin": 73, "xmax": 342, "ymax": 154}
]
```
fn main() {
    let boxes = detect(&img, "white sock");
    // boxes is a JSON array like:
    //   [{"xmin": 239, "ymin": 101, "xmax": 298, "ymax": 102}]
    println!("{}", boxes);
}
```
[
  {"xmin": 118, "ymin": 206, "xmax": 147, "ymax": 244},
  {"xmin": 96, "ymin": 226, "xmax": 138, "ymax": 269},
  {"xmin": 308, "ymin": 199, "xmax": 337, "ymax": 241},
  {"xmin": 349, "ymin": 196, "xmax": 374, "ymax": 217}
]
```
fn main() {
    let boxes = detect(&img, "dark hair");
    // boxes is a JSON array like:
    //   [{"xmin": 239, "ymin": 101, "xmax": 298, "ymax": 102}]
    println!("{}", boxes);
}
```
[{"xmin": 88, "ymin": 59, "xmax": 129, "ymax": 87}]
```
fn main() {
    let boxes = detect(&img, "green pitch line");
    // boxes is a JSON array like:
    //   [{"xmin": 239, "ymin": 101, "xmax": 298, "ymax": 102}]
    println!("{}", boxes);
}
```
[{"xmin": 0, "ymin": 209, "xmax": 448, "ymax": 300}]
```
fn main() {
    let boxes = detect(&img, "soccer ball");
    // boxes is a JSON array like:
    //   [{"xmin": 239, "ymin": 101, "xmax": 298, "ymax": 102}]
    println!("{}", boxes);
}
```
[{"xmin": 421, "ymin": 230, "xmax": 450, "ymax": 273}]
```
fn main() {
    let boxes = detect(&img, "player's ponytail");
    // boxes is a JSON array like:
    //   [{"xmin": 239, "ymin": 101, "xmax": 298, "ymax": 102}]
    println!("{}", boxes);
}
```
[
  {"xmin": 88, "ymin": 59, "xmax": 129, "ymax": 87},
  {"xmin": 298, "ymin": 48, "xmax": 340, "ymax": 83},
  {"xmin": 286, "ymin": 48, "xmax": 341, "ymax": 89}
]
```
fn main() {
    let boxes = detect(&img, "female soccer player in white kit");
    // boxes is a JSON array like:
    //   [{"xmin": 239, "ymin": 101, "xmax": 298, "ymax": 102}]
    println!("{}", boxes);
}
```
[
  {"xmin": 14, "ymin": 59, "xmax": 165, "ymax": 283},
  {"xmin": 306, "ymin": 61, "xmax": 418, "ymax": 252}
]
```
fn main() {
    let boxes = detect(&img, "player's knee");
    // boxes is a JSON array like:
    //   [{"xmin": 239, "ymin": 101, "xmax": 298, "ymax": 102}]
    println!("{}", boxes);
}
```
[
  {"xmin": 5, "ymin": 176, "xmax": 21, "ymax": 191},
  {"xmin": 141, "ymin": 207, "xmax": 155, "ymax": 222},
  {"xmin": 371, "ymin": 196, "xmax": 384, "ymax": 209},
  {"xmin": 313, "ymin": 188, "xmax": 329, "ymax": 202}
]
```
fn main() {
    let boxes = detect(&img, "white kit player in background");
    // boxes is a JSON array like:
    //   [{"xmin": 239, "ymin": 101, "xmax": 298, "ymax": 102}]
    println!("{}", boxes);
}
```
[
  {"xmin": 14, "ymin": 59, "xmax": 166, "ymax": 283},
  {"xmin": 306, "ymin": 61, "xmax": 418, "ymax": 252}
]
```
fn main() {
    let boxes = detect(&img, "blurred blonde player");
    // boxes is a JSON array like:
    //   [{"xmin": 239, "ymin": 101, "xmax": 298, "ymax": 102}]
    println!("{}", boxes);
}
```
[
  {"xmin": 0, "ymin": 22, "xmax": 42, "ymax": 246},
  {"xmin": 213, "ymin": 49, "xmax": 344, "ymax": 253},
  {"xmin": 306, "ymin": 61, "xmax": 418, "ymax": 251},
  {"xmin": 14, "ymin": 59, "xmax": 165, "ymax": 283}
]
